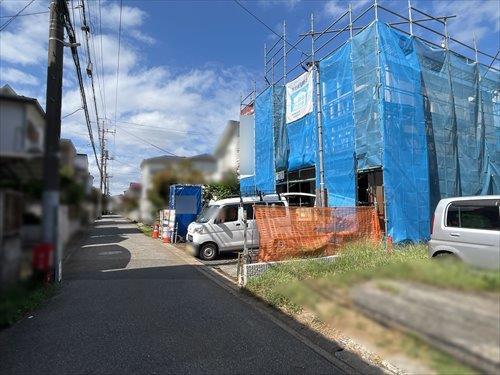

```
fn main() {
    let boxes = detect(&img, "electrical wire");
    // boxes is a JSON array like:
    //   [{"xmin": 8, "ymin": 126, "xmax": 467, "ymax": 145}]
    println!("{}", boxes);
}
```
[
  {"xmin": 113, "ymin": 0, "xmax": 122, "ymax": 128},
  {"xmin": 232, "ymin": 0, "xmax": 309, "ymax": 57},
  {"xmin": 118, "ymin": 127, "xmax": 178, "ymax": 157},
  {"xmin": 116, "ymin": 120, "xmax": 205, "ymax": 136},
  {"xmin": 61, "ymin": 1, "xmax": 102, "ymax": 177},
  {"xmin": 0, "ymin": 0, "xmax": 36, "ymax": 31},
  {"xmin": 0, "ymin": 9, "xmax": 48, "ymax": 18},
  {"xmin": 62, "ymin": 107, "xmax": 83, "ymax": 119}
]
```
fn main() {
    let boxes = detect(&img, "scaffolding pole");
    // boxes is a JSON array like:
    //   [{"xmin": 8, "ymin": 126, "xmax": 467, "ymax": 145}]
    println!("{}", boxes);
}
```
[{"xmin": 310, "ymin": 13, "xmax": 327, "ymax": 207}]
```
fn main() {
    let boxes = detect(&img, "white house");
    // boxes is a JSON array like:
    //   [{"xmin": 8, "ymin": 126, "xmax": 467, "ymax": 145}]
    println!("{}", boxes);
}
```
[
  {"xmin": 0, "ymin": 84, "xmax": 45, "ymax": 159},
  {"xmin": 212, "ymin": 120, "xmax": 239, "ymax": 181}
]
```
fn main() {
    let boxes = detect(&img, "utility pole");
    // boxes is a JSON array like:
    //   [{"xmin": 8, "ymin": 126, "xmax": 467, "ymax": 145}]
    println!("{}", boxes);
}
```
[{"xmin": 42, "ymin": 0, "xmax": 65, "ymax": 282}]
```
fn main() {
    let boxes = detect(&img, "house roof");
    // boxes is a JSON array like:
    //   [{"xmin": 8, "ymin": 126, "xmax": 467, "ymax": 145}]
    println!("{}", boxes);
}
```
[{"xmin": 0, "ymin": 85, "xmax": 46, "ymax": 119}]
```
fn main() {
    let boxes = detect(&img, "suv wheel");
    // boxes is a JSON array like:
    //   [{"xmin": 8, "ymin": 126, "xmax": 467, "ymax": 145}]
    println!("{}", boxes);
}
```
[{"xmin": 200, "ymin": 243, "xmax": 217, "ymax": 261}]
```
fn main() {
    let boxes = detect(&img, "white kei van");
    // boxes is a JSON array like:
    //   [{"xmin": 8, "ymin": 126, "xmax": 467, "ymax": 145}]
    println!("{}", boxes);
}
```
[
  {"xmin": 186, "ymin": 195, "xmax": 287, "ymax": 260},
  {"xmin": 428, "ymin": 196, "xmax": 500, "ymax": 269}
]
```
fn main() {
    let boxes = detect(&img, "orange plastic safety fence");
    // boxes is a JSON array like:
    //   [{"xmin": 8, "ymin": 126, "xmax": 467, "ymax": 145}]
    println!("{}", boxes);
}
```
[{"xmin": 255, "ymin": 206, "xmax": 382, "ymax": 262}]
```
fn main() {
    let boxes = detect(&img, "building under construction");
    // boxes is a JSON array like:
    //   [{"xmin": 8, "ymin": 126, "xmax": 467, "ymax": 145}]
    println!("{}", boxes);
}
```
[{"xmin": 238, "ymin": 1, "xmax": 499, "ymax": 243}]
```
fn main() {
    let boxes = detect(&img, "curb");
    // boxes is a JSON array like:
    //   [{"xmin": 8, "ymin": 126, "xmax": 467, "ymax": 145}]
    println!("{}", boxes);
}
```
[{"xmin": 164, "ymin": 242, "xmax": 391, "ymax": 375}]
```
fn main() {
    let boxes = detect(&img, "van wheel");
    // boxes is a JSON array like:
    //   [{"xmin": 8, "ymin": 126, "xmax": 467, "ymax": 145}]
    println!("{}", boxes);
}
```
[
  {"xmin": 434, "ymin": 252, "xmax": 458, "ymax": 261},
  {"xmin": 200, "ymin": 243, "xmax": 218, "ymax": 261}
]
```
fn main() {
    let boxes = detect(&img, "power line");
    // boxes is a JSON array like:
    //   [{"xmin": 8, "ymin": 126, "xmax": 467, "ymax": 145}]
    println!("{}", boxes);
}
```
[
  {"xmin": 232, "ymin": 0, "xmax": 309, "ymax": 57},
  {"xmin": 113, "ymin": 0, "xmax": 123, "ymax": 127},
  {"xmin": 116, "ymin": 120, "xmax": 205, "ymax": 136},
  {"xmin": 62, "ymin": 107, "xmax": 83, "ymax": 119},
  {"xmin": 118, "ymin": 127, "xmax": 178, "ymax": 157},
  {"xmin": 0, "ymin": 0, "xmax": 36, "ymax": 31},
  {"xmin": 62, "ymin": 1, "xmax": 102, "ymax": 177},
  {"xmin": 98, "ymin": 0, "xmax": 107, "ymax": 119},
  {"xmin": 0, "ymin": 9, "xmax": 48, "ymax": 18}
]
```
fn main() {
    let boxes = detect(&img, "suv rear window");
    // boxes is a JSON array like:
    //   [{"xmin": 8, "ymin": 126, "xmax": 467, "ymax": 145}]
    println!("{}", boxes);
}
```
[{"xmin": 446, "ymin": 200, "xmax": 500, "ymax": 230}]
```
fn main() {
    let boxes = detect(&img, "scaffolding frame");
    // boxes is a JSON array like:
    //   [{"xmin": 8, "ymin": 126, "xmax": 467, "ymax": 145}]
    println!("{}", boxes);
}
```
[{"xmin": 241, "ymin": 0, "xmax": 499, "ymax": 105}]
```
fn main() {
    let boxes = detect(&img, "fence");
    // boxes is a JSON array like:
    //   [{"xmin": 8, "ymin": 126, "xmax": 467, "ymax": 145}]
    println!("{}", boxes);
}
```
[{"xmin": 255, "ymin": 206, "xmax": 382, "ymax": 262}]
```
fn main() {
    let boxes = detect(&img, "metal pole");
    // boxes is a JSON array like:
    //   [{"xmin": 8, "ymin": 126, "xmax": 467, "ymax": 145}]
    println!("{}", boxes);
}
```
[
  {"xmin": 264, "ymin": 43, "xmax": 267, "ymax": 85},
  {"xmin": 444, "ymin": 17, "xmax": 449, "ymax": 50},
  {"xmin": 43, "ymin": 0, "xmax": 65, "ymax": 282},
  {"xmin": 311, "ymin": 13, "xmax": 327, "ymax": 208},
  {"xmin": 271, "ymin": 57, "xmax": 275, "ymax": 85},
  {"xmin": 349, "ymin": 4, "xmax": 353, "ymax": 40},
  {"xmin": 473, "ymin": 32, "xmax": 478, "ymax": 63},
  {"xmin": 374, "ymin": 0, "xmax": 378, "ymax": 21},
  {"xmin": 408, "ymin": 0, "xmax": 413, "ymax": 36},
  {"xmin": 283, "ymin": 20, "xmax": 287, "ymax": 84}
]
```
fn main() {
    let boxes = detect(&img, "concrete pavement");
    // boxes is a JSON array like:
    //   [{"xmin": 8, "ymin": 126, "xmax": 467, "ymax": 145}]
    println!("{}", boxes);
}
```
[{"xmin": 0, "ymin": 215, "xmax": 378, "ymax": 374}]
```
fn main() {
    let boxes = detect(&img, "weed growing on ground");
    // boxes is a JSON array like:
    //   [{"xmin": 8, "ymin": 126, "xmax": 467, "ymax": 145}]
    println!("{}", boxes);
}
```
[{"xmin": 0, "ymin": 281, "xmax": 59, "ymax": 328}]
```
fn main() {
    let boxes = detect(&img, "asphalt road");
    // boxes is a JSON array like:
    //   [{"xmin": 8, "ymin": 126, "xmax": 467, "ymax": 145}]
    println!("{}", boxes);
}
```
[{"xmin": 0, "ymin": 215, "xmax": 371, "ymax": 374}]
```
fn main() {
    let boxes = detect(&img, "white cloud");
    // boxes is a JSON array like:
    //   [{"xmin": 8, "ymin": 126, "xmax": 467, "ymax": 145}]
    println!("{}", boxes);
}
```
[
  {"xmin": 258, "ymin": 0, "xmax": 302, "ymax": 9},
  {"xmin": 427, "ymin": 0, "xmax": 500, "ymax": 45},
  {"xmin": 324, "ymin": 0, "xmax": 370, "ymax": 18},
  {"xmin": 1, "ymin": 1, "xmax": 253, "ymax": 195},
  {"xmin": 104, "ymin": 2, "xmax": 148, "ymax": 30},
  {"xmin": 0, "ymin": 67, "xmax": 40, "ymax": 85}
]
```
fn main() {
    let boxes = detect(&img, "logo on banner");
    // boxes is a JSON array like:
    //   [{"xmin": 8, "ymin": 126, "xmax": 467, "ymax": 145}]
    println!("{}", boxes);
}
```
[{"xmin": 286, "ymin": 70, "xmax": 313, "ymax": 123}]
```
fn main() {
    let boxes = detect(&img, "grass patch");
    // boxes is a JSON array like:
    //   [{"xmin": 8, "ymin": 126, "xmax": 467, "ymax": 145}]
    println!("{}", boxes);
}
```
[
  {"xmin": 247, "ymin": 241, "xmax": 500, "ymax": 302},
  {"xmin": 246, "ymin": 241, "xmax": 496, "ymax": 374},
  {"xmin": 0, "ymin": 280, "xmax": 59, "ymax": 329},
  {"xmin": 138, "ymin": 223, "xmax": 153, "ymax": 237}
]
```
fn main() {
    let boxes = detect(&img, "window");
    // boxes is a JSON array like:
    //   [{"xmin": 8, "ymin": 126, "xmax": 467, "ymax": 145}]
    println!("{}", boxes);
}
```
[
  {"xmin": 243, "ymin": 204, "xmax": 254, "ymax": 220},
  {"xmin": 446, "ymin": 204, "xmax": 460, "ymax": 227},
  {"xmin": 446, "ymin": 200, "xmax": 500, "ymax": 231},
  {"xmin": 268, "ymin": 201, "xmax": 285, "ymax": 207},
  {"xmin": 217, "ymin": 205, "xmax": 239, "ymax": 223}
]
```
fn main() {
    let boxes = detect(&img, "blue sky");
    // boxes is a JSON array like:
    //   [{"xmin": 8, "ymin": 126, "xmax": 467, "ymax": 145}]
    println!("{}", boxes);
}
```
[{"xmin": 1, "ymin": 0, "xmax": 499, "ymax": 194}]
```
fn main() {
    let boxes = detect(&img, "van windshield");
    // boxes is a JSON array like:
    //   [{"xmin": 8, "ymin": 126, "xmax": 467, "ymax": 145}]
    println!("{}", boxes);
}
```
[{"xmin": 196, "ymin": 205, "xmax": 219, "ymax": 223}]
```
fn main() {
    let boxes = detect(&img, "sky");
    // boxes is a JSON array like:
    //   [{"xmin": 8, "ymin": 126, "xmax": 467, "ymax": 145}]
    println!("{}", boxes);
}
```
[{"xmin": 1, "ymin": 0, "xmax": 499, "ymax": 195}]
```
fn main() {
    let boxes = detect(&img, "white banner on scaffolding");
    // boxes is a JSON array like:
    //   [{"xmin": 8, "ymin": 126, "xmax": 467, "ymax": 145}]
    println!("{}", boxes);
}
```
[{"xmin": 285, "ymin": 70, "xmax": 314, "ymax": 124}]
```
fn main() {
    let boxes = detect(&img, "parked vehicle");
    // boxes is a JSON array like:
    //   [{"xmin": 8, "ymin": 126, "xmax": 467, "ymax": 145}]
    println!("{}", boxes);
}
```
[
  {"xmin": 281, "ymin": 192, "xmax": 316, "ymax": 207},
  {"xmin": 186, "ymin": 195, "xmax": 287, "ymax": 260},
  {"xmin": 428, "ymin": 196, "xmax": 500, "ymax": 269}
]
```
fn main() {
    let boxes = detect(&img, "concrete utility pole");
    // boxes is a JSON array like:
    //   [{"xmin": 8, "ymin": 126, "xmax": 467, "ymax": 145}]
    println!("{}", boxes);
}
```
[{"xmin": 42, "ymin": 0, "xmax": 65, "ymax": 282}]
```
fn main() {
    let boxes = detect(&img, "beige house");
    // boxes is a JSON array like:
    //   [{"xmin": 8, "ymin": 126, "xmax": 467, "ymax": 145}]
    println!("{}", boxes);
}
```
[{"xmin": 139, "ymin": 154, "xmax": 215, "ymax": 223}]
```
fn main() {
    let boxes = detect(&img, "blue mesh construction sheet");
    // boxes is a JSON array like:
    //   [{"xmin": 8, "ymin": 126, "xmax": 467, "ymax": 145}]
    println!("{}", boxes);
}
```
[
  {"xmin": 254, "ymin": 86, "xmax": 276, "ymax": 194},
  {"xmin": 415, "ymin": 39, "xmax": 500, "ymax": 209},
  {"xmin": 320, "ymin": 43, "xmax": 356, "ymax": 206},
  {"xmin": 240, "ymin": 175, "xmax": 256, "ymax": 196},
  {"xmin": 378, "ymin": 23, "xmax": 430, "ymax": 242},
  {"xmin": 287, "ymin": 111, "xmax": 316, "ymax": 171},
  {"xmin": 273, "ymin": 86, "xmax": 288, "ymax": 171},
  {"xmin": 352, "ymin": 23, "xmax": 382, "ymax": 170},
  {"xmin": 480, "ymin": 66, "xmax": 500, "ymax": 194}
]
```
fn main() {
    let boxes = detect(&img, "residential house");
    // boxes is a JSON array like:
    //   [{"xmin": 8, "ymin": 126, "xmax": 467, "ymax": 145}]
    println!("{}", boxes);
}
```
[
  {"xmin": 139, "ymin": 154, "xmax": 215, "ymax": 223},
  {"xmin": 212, "ymin": 120, "xmax": 239, "ymax": 181},
  {"xmin": 74, "ymin": 153, "xmax": 94, "ymax": 194}
]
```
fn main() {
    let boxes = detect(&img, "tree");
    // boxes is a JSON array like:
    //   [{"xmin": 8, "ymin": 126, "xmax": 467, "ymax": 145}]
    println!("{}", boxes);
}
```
[
  {"xmin": 202, "ymin": 171, "xmax": 240, "ymax": 203},
  {"xmin": 147, "ymin": 160, "xmax": 205, "ymax": 215}
]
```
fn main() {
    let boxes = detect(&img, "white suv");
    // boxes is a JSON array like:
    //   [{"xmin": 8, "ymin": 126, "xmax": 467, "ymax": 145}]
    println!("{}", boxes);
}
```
[
  {"xmin": 428, "ymin": 196, "xmax": 500, "ymax": 269},
  {"xmin": 186, "ymin": 195, "xmax": 287, "ymax": 260}
]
